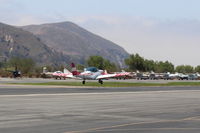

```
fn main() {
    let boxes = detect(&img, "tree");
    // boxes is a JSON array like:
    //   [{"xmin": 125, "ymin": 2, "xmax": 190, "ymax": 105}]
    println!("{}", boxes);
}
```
[
  {"xmin": 195, "ymin": 65, "xmax": 200, "ymax": 73},
  {"xmin": 184, "ymin": 65, "xmax": 194, "ymax": 73},
  {"xmin": 87, "ymin": 56, "xmax": 117, "ymax": 72},
  {"xmin": 125, "ymin": 54, "xmax": 174, "ymax": 72},
  {"xmin": 176, "ymin": 65, "xmax": 194, "ymax": 73},
  {"xmin": 125, "ymin": 54, "xmax": 145, "ymax": 71},
  {"xmin": 87, "ymin": 56, "xmax": 104, "ymax": 69},
  {"xmin": 144, "ymin": 59, "xmax": 156, "ymax": 72},
  {"xmin": 77, "ymin": 64, "xmax": 85, "ymax": 71},
  {"xmin": 155, "ymin": 61, "xmax": 174, "ymax": 73},
  {"xmin": 7, "ymin": 57, "xmax": 36, "ymax": 74},
  {"xmin": 103, "ymin": 59, "xmax": 118, "ymax": 72},
  {"xmin": 0, "ymin": 62, "xmax": 4, "ymax": 68}
]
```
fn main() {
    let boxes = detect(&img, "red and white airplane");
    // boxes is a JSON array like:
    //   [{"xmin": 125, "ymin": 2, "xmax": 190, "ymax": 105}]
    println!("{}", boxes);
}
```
[
  {"xmin": 71, "ymin": 63, "xmax": 130, "ymax": 84},
  {"xmin": 42, "ymin": 67, "xmax": 74, "ymax": 80}
]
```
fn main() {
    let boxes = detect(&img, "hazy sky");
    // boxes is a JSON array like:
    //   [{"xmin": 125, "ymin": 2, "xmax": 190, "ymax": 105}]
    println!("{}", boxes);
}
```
[{"xmin": 0, "ymin": 0, "xmax": 200, "ymax": 66}]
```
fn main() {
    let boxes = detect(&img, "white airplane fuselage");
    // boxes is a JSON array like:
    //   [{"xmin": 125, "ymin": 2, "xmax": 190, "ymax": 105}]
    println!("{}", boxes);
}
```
[{"xmin": 77, "ymin": 70, "xmax": 103, "ymax": 80}]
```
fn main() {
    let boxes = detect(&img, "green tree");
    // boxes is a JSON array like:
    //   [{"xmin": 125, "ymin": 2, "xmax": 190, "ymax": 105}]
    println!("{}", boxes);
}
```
[
  {"xmin": 176, "ymin": 65, "xmax": 194, "ymax": 73},
  {"xmin": 87, "ymin": 56, "xmax": 104, "ymax": 69},
  {"xmin": 195, "ymin": 65, "xmax": 200, "ymax": 73},
  {"xmin": 125, "ymin": 54, "xmax": 145, "ymax": 71},
  {"xmin": 0, "ymin": 62, "xmax": 4, "ymax": 68},
  {"xmin": 77, "ymin": 64, "xmax": 85, "ymax": 71},
  {"xmin": 144, "ymin": 59, "xmax": 155, "ymax": 71},
  {"xmin": 125, "ymin": 54, "xmax": 174, "ymax": 72},
  {"xmin": 87, "ymin": 56, "xmax": 117, "ymax": 72},
  {"xmin": 7, "ymin": 57, "xmax": 35, "ymax": 74},
  {"xmin": 103, "ymin": 59, "xmax": 118, "ymax": 72},
  {"xmin": 184, "ymin": 65, "xmax": 194, "ymax": 73},
  {"xmin": 155, "ymin": 61, "xmax": 174, "ymax": 73}
]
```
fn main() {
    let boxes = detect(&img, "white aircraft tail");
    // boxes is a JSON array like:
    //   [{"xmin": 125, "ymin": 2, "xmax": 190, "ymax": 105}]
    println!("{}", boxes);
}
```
[
  {"xmin": 43, "ymin": 67, "xmax": 47, "ymax": 73},
  {"xmin": 64, "ymin": 68, "xmax": 71, "ymax": 74},
  {"xmin": 151, "ymin": 71, "xmax": 155, "ymax": 74},
  {"xmin": 103, "ymin": 70, "xmax": 108, "ymax": 75}
]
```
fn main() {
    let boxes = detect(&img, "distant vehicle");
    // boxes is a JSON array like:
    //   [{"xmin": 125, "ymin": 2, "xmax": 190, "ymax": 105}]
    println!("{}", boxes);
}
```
[
  {"xmin": 6, "ymin": 66, "xmax": 21, "ymax": 78},
  {"xmin": 7, "ymin": 70, "xmax": 21, "ymax": 78},
  {"xmin": 71, "ymin": 63, "xmax": 130, "ymax": 84},
  {"xmin": 149, "ymin": 71, "xmax": 164, "ymax": 80},
  {"xmin": 196, "ymin": 73, "xmax": 200, "ymax": 80},
  {"xmin": 178, "ymin": 73, "xmax": 189, "ymax": 80},
  {"xmin": 188, "ymin": 74, "xmax": 198, "ymax": 80},
  {"xmin": 12, "ymin": 70, "xmax": 21, "ymax": 78},
  {"xmin": 136, "ymin": 71, "xmax": 149, "ymax": 80},
  {"xmin": 188, "ymin": 73, "xmax": 200, "ymax": 80},
  {"xmin": 163, "ymin": 72, "xmax": 179, "ymax": 80}
]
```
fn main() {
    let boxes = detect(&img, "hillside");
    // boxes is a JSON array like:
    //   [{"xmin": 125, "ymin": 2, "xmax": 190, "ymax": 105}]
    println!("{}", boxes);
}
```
[
  {"xmin": 22, "ymin": 22, "xmax": 129, "ymax": 66},
  {"xmin": 0, "ymin": 22, "xmax": 70, "ymax": 65}
]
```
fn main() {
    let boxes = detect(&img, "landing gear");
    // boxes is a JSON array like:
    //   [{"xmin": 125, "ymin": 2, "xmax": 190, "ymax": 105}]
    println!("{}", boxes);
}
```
[
  {"xmin": 82, "ymin": 80, "xmax": 85, "ymax": 84},
  {"xmin": 98, "ymin": 79, "xmax": 103, "ymax": 84}
]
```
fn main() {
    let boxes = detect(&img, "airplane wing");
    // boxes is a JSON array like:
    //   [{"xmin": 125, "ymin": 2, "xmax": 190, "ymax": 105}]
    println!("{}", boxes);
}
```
[
  {"xmin": 63, "ymin": 73, "xmax": 77, "ymax": 79},
  {"xmin": 96, "ymin": 71, "xmax": 131, "ymax": 80},
  {"xmin": 96, "ymin": 73, "xmax": 117, "ymax": 79},
  {"xmin": 115, "ymin": 72, "xmax": 130, "ymax": 77}
]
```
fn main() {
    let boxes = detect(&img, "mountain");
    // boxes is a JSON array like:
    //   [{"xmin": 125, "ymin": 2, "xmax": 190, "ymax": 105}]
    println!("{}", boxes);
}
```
[
  {"xmin": 0, "ymin": 22, "xmax": 70, "ymax": 65},
  {"xmin": 22, "ymin": 22, "xmax": 129, "ymax": 66}
]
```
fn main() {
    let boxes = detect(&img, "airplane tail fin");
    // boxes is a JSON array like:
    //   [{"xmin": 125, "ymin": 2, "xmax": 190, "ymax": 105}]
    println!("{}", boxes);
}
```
[
  {"xmin": 64, "ymin": 68, "xmax": 71, "ymax": 74},
  {"xmin": 71, "ymin": 63, "xmax": 79, "ymax": 75},
  {"xmin": 43, "ymin": 67, "xmax": 47, "ymax": 73},
  {"xmin": 102, "ymin": 70, "xmax": 108, "ymax": 75}
]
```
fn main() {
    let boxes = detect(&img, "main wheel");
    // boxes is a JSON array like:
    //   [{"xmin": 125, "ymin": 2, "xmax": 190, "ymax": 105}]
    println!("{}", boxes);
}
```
[
  {"xmin": 99, "ymin": 79, "xmax": 103, "ymax": 84},
  {"xmin": 82, "ymin": 80, "xmax": 85, "ymax": 84}
]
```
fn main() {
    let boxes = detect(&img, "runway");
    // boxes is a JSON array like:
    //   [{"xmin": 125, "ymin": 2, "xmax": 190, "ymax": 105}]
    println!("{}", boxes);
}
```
[{"xmin": 0, "ymin": 84, "xmax": 200, "ymax": 133}]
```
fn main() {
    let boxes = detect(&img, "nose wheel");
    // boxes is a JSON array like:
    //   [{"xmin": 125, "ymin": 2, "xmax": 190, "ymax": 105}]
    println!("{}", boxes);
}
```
[{"xmin": 82, "ymin": 80, "xmax": 85, "ymax": 84}]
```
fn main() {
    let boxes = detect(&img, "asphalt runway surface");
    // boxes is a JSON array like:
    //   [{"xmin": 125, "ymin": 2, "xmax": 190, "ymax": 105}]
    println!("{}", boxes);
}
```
[{"xmin": 1, "ymin": 78, "xmax": 200, "ymax": 133}]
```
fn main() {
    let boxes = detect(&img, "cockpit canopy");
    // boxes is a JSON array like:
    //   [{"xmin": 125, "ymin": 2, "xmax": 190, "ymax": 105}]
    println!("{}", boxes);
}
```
[{"xmin": 86, "ymin": 67, "xmax": 98, "ymax": 72}]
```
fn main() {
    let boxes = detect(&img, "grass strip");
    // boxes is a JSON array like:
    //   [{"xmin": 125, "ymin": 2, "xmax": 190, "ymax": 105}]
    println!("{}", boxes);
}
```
[{"xmin": 9, "ymin": 81, "xmax": 200, "ymax": 87}]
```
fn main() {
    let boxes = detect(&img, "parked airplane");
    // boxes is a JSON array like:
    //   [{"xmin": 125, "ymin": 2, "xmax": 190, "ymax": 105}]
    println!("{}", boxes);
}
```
[
  {"xmin": 71, "ymin": 63, "xmax": 130, "ymax": 84},
  {"xmin": 42, "ymin": 67, "xmax": 74, "ymax": 79},
  {"xmin": 112, "ymin": 70, "xmax": 132, "ymax": 80},
  {"xmin": 52, "ymin": 68, "xmax": 74, "ymax": 79}
]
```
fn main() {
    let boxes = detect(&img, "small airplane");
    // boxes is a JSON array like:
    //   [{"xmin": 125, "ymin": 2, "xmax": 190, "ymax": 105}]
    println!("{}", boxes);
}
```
[
  {"xmin": 42, "ymin": 67, "xmax": 74, "ymax": 79},
  {"xmin": 71, "ymin": 63, "xmax": 130, "ymax": 84},
  {"xmin": 52, "ymin": 68, "xmax": 74, "ymax": 79},
  {"xmin": 113, "ymin": 70, "xmax": 132, "ymax": 80}
]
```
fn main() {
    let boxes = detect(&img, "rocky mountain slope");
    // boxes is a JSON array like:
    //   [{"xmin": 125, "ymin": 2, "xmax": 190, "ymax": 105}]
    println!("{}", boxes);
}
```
[
  {"xmin": 0, "ymin": 22, "xmax": 70, "ymax": 65},
  {"xmin": 22, "ymin": 22, "xmax": 129, "ymax": 66}
]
